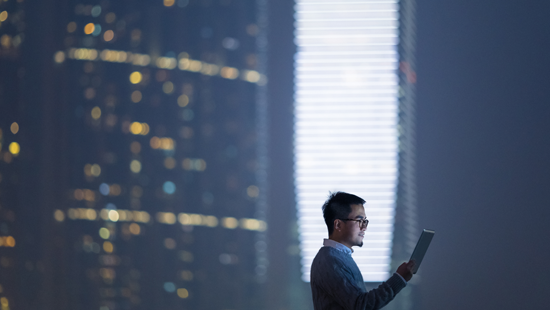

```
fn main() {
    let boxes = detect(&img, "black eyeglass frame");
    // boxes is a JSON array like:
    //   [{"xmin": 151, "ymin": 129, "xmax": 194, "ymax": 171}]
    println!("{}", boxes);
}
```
[{"xmin": 338, "ymin": 218, "xmax": 369, "ymax": 228}]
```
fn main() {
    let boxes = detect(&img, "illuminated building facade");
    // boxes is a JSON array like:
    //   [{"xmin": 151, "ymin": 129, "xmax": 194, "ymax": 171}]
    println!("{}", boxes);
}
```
[
  {"xmin": 294, "ymin": 0, "xmax": 418, "ymax": 308},
  {"xmin": 53, "ymin": 1, "xmax": 269, "ymax": 310},
  {"xmin": 2, "ymin": 0, "xmax": 269, "ymax": 309}
]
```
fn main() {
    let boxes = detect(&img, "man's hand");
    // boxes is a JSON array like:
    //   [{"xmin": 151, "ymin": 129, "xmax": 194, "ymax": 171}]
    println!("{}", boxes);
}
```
[{"xmin": 396, "ymin": 260, "xmax": 415, "ymax": 282}]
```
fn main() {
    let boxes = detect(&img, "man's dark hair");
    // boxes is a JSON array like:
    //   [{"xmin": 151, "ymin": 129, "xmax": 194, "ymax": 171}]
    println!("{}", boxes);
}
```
[{"xmin": 322, "ymin": 192, "xmax": 366, "ymax": 235}]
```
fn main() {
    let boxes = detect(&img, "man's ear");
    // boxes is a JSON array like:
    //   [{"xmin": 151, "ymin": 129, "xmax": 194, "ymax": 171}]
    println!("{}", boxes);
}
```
[{"xmin": 333, "ymin": 219, "xmax": 341, "ymax": 232}]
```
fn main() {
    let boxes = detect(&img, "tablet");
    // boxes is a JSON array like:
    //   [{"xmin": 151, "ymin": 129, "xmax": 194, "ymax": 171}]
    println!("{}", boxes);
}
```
[{"xmin": 410, "ymin": 229, "xmax": 435, "ymax": 274}]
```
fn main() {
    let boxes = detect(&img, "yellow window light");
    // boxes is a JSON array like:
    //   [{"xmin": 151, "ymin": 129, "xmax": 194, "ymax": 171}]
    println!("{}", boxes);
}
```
[
  {"xmin": 129, "ymin": 223, "xmax": 140, "ymax": 235},
  {"xmin": 103, "ymin": 241, "xmax": 114, "ymax": 253},
  {"xmin": 130, "ymin": 122, "xmax": 143, "ymax": 135},
  {"xmin": 222, "ymin": 217, "xmax": 238, "ymax": 229},
  {"xmin": 91, "ymin": 106, "xmax": 101, "ymax": 119},
  {"xmin": 54, "ymin": 51, "xmax": 66, "ymax": 63},
  {"xmin": 108, "ymin": 210, "xmax": 119, "ymax": 222},
  {"xmin": 220, "ymin": 67, "xmax": 239, "ymax": 79},
  {"xmin": 130, "ymin": 160, "xmax": 141, "ymax": 173},
  {"xmin": 90, "ymin": 164, "xmax": 101, "ymax": 177},
  {"xmin": 177, "ymin": 94, "xmax": 189, "ymax": 107},
  {"xmin": 54, "ymin": 210, "xmax": 65, "ymax": 222},
  {"xmin": 150, "ymin": 136, "xmax": 160, "ymax": 149},
  {"xmin": 5, "ymin": 236, "xmax": 15, "ymax": 247},
  {"xmin": 0, "ymin": 11, "xmax": 8, "ymax": 22},
  {"xmin": 129, "ymin": 71, "xmax": 142, "ymax": 84},
  {"xmin": 99, "ymin": 227, "xmax": 110, "ymax": 239},
  {"xmin": 177, "ymin": 288, "xmax": 189, "ymax": 298},
  {"xmin": 8, "ymin": 142, "xmax": 20, "ymax": 155}
]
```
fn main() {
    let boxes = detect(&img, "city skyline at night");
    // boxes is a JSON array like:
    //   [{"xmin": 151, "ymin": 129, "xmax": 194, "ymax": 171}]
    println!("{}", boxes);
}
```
[{"xmin": 0, "ymin": 0, "xmax": 271, "ymax": 309}]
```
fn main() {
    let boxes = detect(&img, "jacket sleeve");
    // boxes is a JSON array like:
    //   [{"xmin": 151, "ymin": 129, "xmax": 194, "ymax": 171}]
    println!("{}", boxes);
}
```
[{"xmin": 315, "ymin": 254, "xmax": 407, "ymax": 310}]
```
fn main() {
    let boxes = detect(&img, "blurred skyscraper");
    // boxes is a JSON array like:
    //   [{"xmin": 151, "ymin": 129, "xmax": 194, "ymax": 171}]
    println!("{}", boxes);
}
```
[
  {"xmin": 1, "ymin": 0, "xmax": 271, "ymax": 309},
  {"xmin": 293, "ymin": 0, "xmax": 418, "ymax": 309},
  {"xmin": 0, "ymin": 1, "xmax": 27, "ymax": 310}
]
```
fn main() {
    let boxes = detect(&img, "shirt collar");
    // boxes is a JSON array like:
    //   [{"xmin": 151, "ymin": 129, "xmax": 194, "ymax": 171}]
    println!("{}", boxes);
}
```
[{"xmin": 323, "ymin": 238, "xmax": 353, "ymax": 254}]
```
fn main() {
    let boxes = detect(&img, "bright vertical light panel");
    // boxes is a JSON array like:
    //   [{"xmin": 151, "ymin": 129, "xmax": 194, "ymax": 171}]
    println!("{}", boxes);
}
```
[{"xmin": 294, "ymin": 0, "xmax": 399, "ymax": 282}]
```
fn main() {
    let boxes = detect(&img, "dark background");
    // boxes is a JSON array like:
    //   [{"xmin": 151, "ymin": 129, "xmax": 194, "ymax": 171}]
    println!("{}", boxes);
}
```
[{"xmin": 415, "ymin": 0, "xmax": 550, "ymax": 309}]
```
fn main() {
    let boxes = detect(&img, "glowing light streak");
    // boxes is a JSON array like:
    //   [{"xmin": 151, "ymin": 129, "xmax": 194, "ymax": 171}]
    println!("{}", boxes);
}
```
[
  {"xmin": 57, "ymin": 209, "xmax": 267, "ymax": 232},
  {"xmin": 59, "ymin": 48, "xmax": 266, "ymax": 84}
]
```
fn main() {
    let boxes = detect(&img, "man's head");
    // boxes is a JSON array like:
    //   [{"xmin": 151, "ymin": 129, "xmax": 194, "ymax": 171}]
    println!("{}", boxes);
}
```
[{"xmin": 322, "ymin": 192, "xmax": 368, "ymax": 248}]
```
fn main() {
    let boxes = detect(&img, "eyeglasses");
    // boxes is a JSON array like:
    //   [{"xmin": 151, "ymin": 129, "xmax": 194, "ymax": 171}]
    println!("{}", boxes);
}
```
[{"xmin": 338, "ymin": 218, "xmax": 369, "ymax": 228}]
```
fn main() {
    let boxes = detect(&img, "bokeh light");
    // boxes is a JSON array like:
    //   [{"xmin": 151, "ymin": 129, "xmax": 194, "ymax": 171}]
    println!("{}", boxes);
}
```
[
  {"xmin": 130, "ymin": 160, "xmax": 141, "ymax": 173},
  {"xmin": 129, "ymin": 223, "xmax": 140, "ymax": 235},
  {"xmin": 108, "ymin": 210, "xmax": 119, "ymax": 222},
  {"xmin": 164, "ymin": 157, "xmax": 176, "ymax": 169},
  {"xmin": 67, "ymin": 22, "xmax": 77, "ymax": 33},
  {"xmin": 91, "ymin": 5, "xmax": 101, "ymax": 17},
  {"xmin": 130, "ymin": 141, "xmax": 141, "ymax": 154},
  {"xmin": 54, "ymin": 51, "xmax": 66, "ymax": 63},
  {"xmin": 91, "ymin": 106, "xmax": 101, "ymax": 119},
  {"xmin": 177, "ymin": 288, "xmax": 189, "ymax": 298},
  {"xmin": 222, "ymin": 217, "xmax": 238, "ymax": 229},
  {"xmin": 247, "ymin": 185, "xmax": 259, "ymax": 198},
  {"xmin": 103, "ymin": 30, "xmax": 114, "ymax": 42},
  {"xmin": 129, "ymin": 72, "xmax": 142, "ymax": 84},
  {"xmin": 90, "ymin": 164, "xmax": 101, "ymax": 176},
  {"xmin": 130, "ymin": 122, "xmax": 143, "ymax": 135},
  {"xmin": 103, "ymin": 241, "xmax": 114, "ymax": 253},
  {"xmin": 8, "ymin": 142, "xmax": 20, "ymax": 155},
  {"xmin": 177, "ymin": 94, "xmax": 189, "ymax": 107},
  {"xmin": 162, "ymin": 81, "xmax": 174, "ymax": 94},
  {"xmin": 163, "ymin": 181, "xmax": 176, "ymax": 194},
  {"xmin": 131, "ymin": 90, "xmax": 142, "ymax": 103},
  {"xmin": 99, "ymin": 227, "xmax": 110, "ymax": 239},
  {"xmin": 164, "ymin": 238, "xmax": 176, "ymax": 249},
  {"xmin": 105, "ymin": 12, "xmax": 116, "ymax": 23},
  {"xmin": 163, "ymin": 282, "xmax": 176, "ymax": 292},
  {"xmin": 99, "ymin": 183, "xmax": 110, "ymax": 195},
  {"xmin": 92, "ymin": 24, "xmax": 102, "ymax": 36},
  {"xmin": 54, "ymin": 210, "xmax": 65, "ymax": 222},
  {"xmin": 84, "ymin": 23, "xmax": 95, "ymax": 35},
  {"xmin": 10, "ymin": 122, "xmax": 19, "ymax": 134}
]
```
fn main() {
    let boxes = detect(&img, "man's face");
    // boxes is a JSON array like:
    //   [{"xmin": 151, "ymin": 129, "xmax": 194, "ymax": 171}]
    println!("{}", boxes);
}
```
[{"xmin": 339, "ymin": 204, "xmax": 367, "ymax": 248}]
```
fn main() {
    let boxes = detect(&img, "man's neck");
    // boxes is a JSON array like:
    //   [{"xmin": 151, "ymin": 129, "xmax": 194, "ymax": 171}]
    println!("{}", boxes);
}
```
[{"xmin": 329, "ymin": 236, "xmax": 353, "ymax": 250}]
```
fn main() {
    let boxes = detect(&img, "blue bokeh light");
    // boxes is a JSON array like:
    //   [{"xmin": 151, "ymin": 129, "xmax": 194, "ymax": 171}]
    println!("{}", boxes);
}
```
[
  {"xmin": 163, "ymin": 282, "xmax": 176, "ymax": 293},
  {"xmin": 163, "ymin": 181, "xmax": 176, "ymax": 194}
]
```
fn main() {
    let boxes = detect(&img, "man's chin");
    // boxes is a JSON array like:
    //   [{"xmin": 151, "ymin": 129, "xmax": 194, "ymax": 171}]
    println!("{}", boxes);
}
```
[{"xmin": 358, "ymin": 241, "xmax": 363, "ymax": 247}]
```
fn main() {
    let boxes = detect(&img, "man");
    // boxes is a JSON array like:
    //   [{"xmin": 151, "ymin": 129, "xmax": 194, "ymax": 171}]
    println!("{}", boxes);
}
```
[{"xmin": 310, "ymin": 192, "xmax": 415, "ymax": 310}]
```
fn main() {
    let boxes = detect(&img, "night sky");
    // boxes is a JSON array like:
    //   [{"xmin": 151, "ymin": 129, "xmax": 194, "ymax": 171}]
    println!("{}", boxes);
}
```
[{"xmin": 415, "ymin": 0, "xmax": 550, "ymax": 309}]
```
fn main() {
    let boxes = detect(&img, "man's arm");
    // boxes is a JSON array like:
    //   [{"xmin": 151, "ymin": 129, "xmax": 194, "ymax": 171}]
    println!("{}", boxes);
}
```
[{"xmin": 314, "ymin": 256, "xmax": 412, "ymax": 310}]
